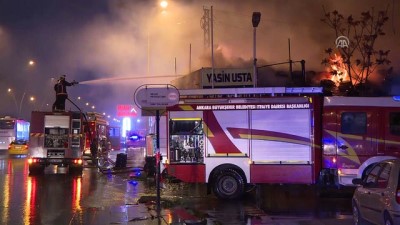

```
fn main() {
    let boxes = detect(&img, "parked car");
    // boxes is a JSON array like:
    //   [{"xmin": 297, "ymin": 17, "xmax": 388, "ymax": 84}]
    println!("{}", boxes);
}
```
[
  {"xmin": 8, "ymin": 139, "xmax": 29, "ymax": 155},
  {"xmin": 352, "ymin": 158, "xmax": 400, "ymax": 225}
]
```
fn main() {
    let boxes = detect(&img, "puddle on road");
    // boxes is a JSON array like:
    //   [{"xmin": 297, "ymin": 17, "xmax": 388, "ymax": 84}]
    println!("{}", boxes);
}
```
[
  {"xmin": 0, "ymin": 160, "xmax": 352, "ymax": 225},
  {"xmin": 123, "ymin": 177, "xmax": 354, "ymax": 224},
  {"xmin": 109, "ymin": 173, "xmax": 273, "ymax": 224},
  {"xmin": 255, "ymin": 184, "xmax": 354, "ymax": 221}
]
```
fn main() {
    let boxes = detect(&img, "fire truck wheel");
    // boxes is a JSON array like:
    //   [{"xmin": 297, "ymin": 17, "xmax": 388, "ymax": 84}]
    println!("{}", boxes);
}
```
[{"xmin": 213, "ymin": 169, "xmax": 245, "ymax": 200}]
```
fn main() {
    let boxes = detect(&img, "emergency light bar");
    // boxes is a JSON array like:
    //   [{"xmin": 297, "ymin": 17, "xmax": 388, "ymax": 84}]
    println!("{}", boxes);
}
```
[{"xmin": 393, "ymin": 96, "xmax": 400, "ymax": 101}]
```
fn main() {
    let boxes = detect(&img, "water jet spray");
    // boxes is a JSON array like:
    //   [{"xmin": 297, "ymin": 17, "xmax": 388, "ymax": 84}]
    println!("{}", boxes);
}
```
[{"xmin": 78, "ymin": 75, "xmax": 183, "ymax": 85}]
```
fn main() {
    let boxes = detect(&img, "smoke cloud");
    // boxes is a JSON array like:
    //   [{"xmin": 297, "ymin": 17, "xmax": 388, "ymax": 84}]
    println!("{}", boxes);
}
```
[{"xmin": 0, "ymin": 0, "xmax": 398, "ymax": 119}]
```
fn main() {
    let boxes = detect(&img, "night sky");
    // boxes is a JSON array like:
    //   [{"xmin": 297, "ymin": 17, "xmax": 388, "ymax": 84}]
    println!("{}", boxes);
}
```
[{"xmin": 1, "ymin": 0, "xmax": 399, "ymax": 121}]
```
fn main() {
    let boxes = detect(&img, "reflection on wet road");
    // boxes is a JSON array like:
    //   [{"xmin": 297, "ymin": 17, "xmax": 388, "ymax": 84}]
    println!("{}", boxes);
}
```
[
  {"xmin": 0, "ymin": 155, "xmax": 83, "ymax": 225},
  {"xmin": 0, "ymin": 152, "xmax": 354, "ymax": 225}
]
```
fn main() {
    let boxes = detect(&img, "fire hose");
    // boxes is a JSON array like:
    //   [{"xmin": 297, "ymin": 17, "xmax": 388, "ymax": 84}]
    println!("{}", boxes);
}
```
[{"xmin": 67, "ymin": 97, "xmax": 114, "ymax": 174}]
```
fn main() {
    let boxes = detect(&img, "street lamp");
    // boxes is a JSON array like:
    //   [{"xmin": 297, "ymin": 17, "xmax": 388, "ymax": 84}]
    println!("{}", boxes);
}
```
[
  {"xmin": 28, "ymin": 96, "xmax": 36, "ymax": 111},
  {"xmin": 7, "ymin": 88, "xmax": 19, "ymax": 115},
  {"xmin": 7, "ymin": 89, "xmax": 35, "ymax": 118},
  {"xmin": 252, "ymin": 12, "xmax": 261, "ymax": 87},
  {"xmin": 19, "ymin": 94, "xmax": 36, "ymax": 116},
  {"xmin": 160, "ymin": 0, "xmax": 168, "ymax": 8}
]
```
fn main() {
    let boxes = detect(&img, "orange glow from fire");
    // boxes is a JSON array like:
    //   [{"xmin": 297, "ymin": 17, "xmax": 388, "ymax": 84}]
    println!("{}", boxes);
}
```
[{"xmin": 329, "ymin": 53, "xmax": 350, "ymax": 86}]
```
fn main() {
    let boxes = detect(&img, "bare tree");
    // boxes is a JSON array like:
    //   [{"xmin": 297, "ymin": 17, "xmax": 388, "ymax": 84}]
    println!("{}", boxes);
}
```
[{"xmin": 321, "ymin": 7, "xmax": 391, "ymax": 95}]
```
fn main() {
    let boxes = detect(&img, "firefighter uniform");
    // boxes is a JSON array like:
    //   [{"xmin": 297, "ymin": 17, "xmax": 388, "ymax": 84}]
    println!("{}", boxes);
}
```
[{"xmin": 52, "ymin": 75, "xmax": 78, "ymax": 112}]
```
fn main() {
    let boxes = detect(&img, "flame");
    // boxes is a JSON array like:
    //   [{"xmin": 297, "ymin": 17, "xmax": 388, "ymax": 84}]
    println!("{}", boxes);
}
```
[{"xmin": 328, "ymin": 53, "xmax": 350, "ymax": 86}]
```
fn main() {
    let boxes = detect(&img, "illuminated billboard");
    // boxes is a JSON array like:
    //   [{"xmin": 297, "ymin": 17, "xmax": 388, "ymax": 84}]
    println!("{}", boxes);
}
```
[{"xmin": 117, "ymin": 105, "xmax": 137, "ymax": 117}]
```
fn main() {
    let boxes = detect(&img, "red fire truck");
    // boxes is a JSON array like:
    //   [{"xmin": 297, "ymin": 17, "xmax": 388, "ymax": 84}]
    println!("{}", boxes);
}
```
[
  {"xmin": 321, "ymin": 96, "xmax": 400, "ymax": 186},
  {"xmin": 83, "ymin": 112, "xmax": 110, "ymax": 156},
  {"xmin": 109, "ymin": 126, "xmax": 121, "ymax": 151},
  {"xmin": 28, "ymin": 111, "xmax": 85, "ymax": 174},
  {"xmin": 144, "ymin": 87, "xmax": 400, "ymax": 199}
]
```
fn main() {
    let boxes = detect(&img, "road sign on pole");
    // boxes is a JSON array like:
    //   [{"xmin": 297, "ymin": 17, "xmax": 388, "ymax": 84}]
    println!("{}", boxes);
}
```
[
  {"xmin": 134, "ymin": 84, "xmax": 179, "ymax": 110},
  {"xmin": 134, "ymin": 84, "xmax": 180, "ymax": 216}
]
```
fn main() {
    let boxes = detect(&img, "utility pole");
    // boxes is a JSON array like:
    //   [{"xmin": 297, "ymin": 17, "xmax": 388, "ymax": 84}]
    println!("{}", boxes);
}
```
[
  {"xmin": 201, "ymin": 6, "xmax": 214, "ymax": 88},
  {"xmin": 211, "ymin": 6, "xmax": 214, "ymax": 89},
  {"xmin": 301, "ymin": 60, "xmax": 306, "ymax": 83},
  {"xmin": 200, "ymin": 7, "xmax": 210, "ymax": 50},
  {"xmin": 288, "ymin": 38, "xmax": 293, "ymax": 81},
  {"xmin": 252, "ymin": 12, "xmax": 261, "ymax": 87}
]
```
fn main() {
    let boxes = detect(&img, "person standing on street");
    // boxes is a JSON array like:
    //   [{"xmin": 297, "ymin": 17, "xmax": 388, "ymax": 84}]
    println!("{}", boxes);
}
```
[{"xmin": 52, "ymin": 75, "xmax": 78, "ymax": 112}]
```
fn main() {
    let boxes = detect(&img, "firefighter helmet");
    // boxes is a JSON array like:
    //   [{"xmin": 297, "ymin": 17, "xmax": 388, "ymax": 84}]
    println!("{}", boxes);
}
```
[{"xmin": 59, "ymin": 75, "xmax": 66, "ymax": 81}]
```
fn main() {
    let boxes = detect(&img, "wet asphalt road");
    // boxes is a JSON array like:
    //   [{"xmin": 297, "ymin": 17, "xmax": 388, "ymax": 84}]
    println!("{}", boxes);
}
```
[{"xmin": 0, "ymin": 149, "xmax": 355, "ymax": 225}]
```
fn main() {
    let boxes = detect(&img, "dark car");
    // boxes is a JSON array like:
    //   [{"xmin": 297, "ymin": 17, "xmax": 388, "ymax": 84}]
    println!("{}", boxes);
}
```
[{"xmin": 352, "ymin": 158, "xmax": 400, "ymax": 225}]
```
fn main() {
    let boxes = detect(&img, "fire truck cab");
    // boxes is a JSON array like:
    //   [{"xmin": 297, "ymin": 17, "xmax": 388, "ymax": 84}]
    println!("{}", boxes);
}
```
[
  {"xmin": 321, "ymin": 96, "xmax": 400, "ymax": 186},
  {"xmin": 28, "ymin": 111, "xmax": 84, "ymax": 174}
]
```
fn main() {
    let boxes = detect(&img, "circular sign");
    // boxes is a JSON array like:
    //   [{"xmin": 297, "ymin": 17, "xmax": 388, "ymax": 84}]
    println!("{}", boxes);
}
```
[{"xmin": 134, "ymin": 84, "xmax": 180, "ymax": 110}]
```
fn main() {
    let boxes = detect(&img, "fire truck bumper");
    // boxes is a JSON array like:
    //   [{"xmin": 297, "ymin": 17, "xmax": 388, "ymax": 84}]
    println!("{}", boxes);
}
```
[
  {"xmin": 319, "ymin": 168, "xmax": 358, "ymax": 187},
  {"xmin": 337, "ymin": 168, "xmax": 358, "ymax": 186},
  {"xmin": 28, "ymin": 157, "xmax": 83, "ymax": 167}
]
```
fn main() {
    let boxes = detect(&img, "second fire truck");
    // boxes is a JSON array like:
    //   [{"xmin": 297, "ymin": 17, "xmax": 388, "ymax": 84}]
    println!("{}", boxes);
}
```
[
  {"xmin": 28, "ymin": 111, "xmax": 115, "ymax": 174},
  {"xmin": 144, "ymin": 87, "xmax": 400, "ymax": 199},
  {"xmin": 28, "ymin": 111, "xmax": 85, "ymax": 174}
]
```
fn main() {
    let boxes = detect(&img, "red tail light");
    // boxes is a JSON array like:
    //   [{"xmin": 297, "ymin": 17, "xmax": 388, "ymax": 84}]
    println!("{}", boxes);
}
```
[
  {"xmin": 28, "ymin": 158, "xmax": 39, "ymax": 164},
  {"xmin": 24, "ymin": 145, "xmax": 28, "ymax": 150},
  {"xmin": 73, "ymin": 159, "xmax": 83, "ymax": 165},
  {"xmin": 396, "ymin": 188, "xmax": 400, "ymax": 204}
]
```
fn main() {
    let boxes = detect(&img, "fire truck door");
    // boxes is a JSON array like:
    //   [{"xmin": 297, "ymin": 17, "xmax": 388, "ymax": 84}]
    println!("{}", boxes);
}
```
[
  {"xmin": 336, "ymin": 109, "xmax": 378, "ymax": 169},
  {"xmin": 383, "ymin": 109, "xmax": 400, "ymax": 156}
]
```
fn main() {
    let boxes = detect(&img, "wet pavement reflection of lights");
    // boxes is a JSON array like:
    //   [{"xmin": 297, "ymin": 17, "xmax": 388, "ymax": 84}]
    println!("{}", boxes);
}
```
[
  {"xmin": 72, "ymin": 177, "xmax": 82, "ymax": 211},
  {"xmin": 2, "ymin": 169, "xmax": 10, "ymax": 224},
  {"xmin": 24, "ymin": 176, "xmax": 36, "ymax": 225},
  {"xmin": 0, "ymin": 149, "xmax": 355, "ymax": 225}
]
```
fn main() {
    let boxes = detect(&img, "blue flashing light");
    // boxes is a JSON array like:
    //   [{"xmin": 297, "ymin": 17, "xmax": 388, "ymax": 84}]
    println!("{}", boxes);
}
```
[
  {"xmin": 106, "ymin": 168, "xmax": 113, "ymax": 179},
  {"xmin": 129, "ymin": 180, "xmax": 138, "ymax": 186},
  {"xmin": 129, "ymin": 135, "xmax": 139, "ymax": 140},
  {"xmin": 393, "ymin": 96, "xmax": 400, "ymax": 101}
]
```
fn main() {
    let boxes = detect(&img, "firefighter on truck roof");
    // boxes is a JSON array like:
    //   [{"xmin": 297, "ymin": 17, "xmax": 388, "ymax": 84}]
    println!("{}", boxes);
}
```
[{"xmin": 52, "ymin": 75, "xmax": 79, "ymax": 112}]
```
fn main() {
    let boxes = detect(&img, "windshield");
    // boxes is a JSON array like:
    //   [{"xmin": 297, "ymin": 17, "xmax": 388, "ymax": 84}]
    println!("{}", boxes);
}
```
[
  {"xmin": 12, "ymin": 140, "xmax": 27, "ymax": 145},
  {"xmin": 0, "ymin": 120, "xmax": 15, "ymax": 129}
]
